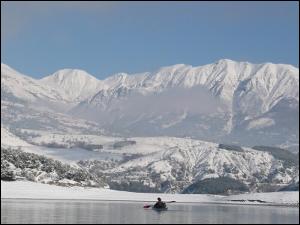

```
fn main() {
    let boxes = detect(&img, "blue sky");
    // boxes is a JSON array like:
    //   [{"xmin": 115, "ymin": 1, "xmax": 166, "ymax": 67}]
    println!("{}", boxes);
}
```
[{"xmin": 1, "ymin": 1, "xmax": 299, "ymax": 79}]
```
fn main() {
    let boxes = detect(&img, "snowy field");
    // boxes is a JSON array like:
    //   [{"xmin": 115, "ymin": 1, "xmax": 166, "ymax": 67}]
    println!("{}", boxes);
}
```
[{"xmin": 1, "ymin": 181, "xmax": 298, "ymax": 207}]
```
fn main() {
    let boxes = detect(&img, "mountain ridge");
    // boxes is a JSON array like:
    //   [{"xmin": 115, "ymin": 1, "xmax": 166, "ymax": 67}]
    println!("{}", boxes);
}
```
[{"xmin": 1, "ymin": 59, "xmax": 299, "ymax": 151}]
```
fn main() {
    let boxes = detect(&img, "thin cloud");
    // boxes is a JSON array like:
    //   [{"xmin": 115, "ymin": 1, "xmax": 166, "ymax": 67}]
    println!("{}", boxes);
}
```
[
  {"xmin": 107, "ymin": 86, "xmax": 227, "ymax": 118},
  {"xmin": 1, "ymin": 1, "xmax": 118, "ymax": 40}
]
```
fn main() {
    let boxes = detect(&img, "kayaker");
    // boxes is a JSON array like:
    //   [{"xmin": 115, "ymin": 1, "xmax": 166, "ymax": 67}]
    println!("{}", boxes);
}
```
[{"xmin": 153, "ymin": 197, "xmax": 166, "ymax": 209}]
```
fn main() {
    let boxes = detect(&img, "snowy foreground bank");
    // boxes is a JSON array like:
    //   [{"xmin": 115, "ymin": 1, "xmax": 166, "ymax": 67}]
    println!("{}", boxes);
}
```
[{"xmin": 1, "ymin": 181, "xmax": 299, "ymax": 206}]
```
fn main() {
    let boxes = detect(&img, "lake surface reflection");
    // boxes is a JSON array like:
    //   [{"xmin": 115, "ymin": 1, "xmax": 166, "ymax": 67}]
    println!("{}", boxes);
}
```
[{"xmin": 1, "ymin": 199, "xmax": 299, "ymax": 224}]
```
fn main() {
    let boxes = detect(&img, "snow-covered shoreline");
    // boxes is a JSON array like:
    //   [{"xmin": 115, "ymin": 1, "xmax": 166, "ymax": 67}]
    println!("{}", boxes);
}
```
[{"xmin": 1, "ymin": 181, "xmax": 298, "ymax": 207}]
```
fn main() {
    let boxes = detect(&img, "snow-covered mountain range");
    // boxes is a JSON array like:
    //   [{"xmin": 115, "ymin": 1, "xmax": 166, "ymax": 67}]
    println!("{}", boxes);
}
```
[
  {"xmin": 1, "ymin": 60, "xmax": 299, "ymax": 194},
  {"xmin": 1, "ymin": 60, "xmax": 299, "ymax": 151}
]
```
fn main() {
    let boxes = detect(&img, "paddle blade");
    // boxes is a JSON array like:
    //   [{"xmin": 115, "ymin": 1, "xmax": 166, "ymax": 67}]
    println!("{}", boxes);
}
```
[{"xmin": 143, "ymin": 205, "xmax": 151, "ymax": 208}]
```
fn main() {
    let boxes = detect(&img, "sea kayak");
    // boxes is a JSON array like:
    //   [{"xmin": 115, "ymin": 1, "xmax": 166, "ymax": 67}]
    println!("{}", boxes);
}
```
[{"xmin": 152, "ymin": 207, "xmax": 168, "ymax": 211}]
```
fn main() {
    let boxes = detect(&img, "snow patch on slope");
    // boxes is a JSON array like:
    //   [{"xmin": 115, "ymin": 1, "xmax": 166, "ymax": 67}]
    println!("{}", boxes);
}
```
[
  {"xmin": 161, "ymin": 110, "xmax": 188, "ymax": 128},
  {"xmin": 246, "ymin": 118, "xmax": 275, "ymax": 130}
]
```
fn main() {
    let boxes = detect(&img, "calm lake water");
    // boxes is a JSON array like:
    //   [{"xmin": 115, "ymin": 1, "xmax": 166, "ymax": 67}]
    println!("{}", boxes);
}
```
[{"xmin": 1, "ymin": 199, "xmax": 299, "ymax": 224}]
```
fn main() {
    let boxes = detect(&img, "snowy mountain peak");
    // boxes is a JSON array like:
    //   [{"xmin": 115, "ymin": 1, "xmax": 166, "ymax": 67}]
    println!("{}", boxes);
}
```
[
  {"xmin": 42, "ymin": 69, "xmax": 98, "ymax": 82},
  {"xmin": 41, "ymin": 69, "xmax": 101, "ymax": 102}
]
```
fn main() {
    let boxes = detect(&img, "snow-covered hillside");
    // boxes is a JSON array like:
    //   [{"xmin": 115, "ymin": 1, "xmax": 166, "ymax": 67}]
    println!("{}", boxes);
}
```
[
  {"xmin": 1, "ymin": 63, "xmax": 68, "ymax": 110},
  {"xmin": 1, "ymin": 127, "xmax": 31, "ymax": 147},
  {"xmin": 102, "ymin": 137, "xmax": 298, "ymax": 193},
  {"xmin": 12, "ymin": 132, "xmax": 298, "ymax": 194},
  {"xmin": 1, "ymin": 99, "xmax": 105, "ymax": 135}
]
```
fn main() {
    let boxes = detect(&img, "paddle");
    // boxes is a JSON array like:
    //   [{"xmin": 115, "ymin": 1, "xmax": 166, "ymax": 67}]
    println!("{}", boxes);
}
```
[{"xmin": 143, "ymin": 201, "xmax": 176, "ymax": 208}]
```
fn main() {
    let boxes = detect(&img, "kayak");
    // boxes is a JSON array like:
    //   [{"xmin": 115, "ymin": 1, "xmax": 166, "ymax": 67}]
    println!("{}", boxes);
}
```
[
  {"xmin": 152, "ymin": 207, "xmax": 168, "ymax": 211},
  {"xmin": 144, "ymin": 201, "xmax": 175, "ymax": 210}
]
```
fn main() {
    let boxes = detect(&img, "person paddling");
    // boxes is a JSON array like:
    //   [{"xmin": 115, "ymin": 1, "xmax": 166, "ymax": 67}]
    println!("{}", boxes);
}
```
[
  {"xmin": 153, "ymin": 197, "xmax": 167, "ymax": 209},
  {"xmin": 143, "ymin": 198, "xmax": 175, "ymax": 209}
]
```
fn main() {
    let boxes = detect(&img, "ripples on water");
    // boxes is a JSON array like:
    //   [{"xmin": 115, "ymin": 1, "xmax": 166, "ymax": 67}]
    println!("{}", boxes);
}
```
[{"xmin": 1, "ymin": 199, "xmax": 299, "ymax": 224}]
